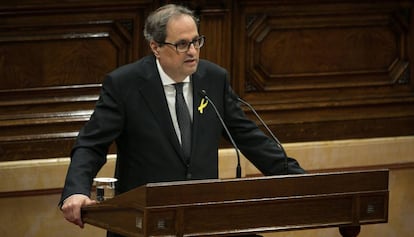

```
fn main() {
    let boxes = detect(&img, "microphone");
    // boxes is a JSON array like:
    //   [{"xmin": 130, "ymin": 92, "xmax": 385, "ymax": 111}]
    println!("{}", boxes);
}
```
[
  {"xmin": 235, "ymin": 96, "xmax": 289, "ymax": 175},
  {"xmin": 199, "ymin": 90, "xmax": 242, "ymax": 178}
]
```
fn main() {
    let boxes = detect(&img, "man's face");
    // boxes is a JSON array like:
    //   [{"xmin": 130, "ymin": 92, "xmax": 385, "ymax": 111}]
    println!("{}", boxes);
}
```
[{"xmin": 151, "ymin": 15, "xmax": 200, "ymax": 82}]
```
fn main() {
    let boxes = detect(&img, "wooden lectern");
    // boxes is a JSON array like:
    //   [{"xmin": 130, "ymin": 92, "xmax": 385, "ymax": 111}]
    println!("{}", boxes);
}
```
[{"xmin": 82, "ymin": 169, "xmax": 389, "ymax": 237}]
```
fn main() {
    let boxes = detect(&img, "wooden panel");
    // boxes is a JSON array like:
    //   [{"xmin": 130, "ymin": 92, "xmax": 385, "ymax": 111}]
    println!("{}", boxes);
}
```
[
  {"xmin": 0, "ymin": 1, "xmax": 154, "ymax": 161},
  {"xmin": 1, "ymin": 0, "xmax": 414, "ymax": 161},
  {"xmin": 232, "ymin": 0, "xmax": 414, "ymax": 142},
  {"xmin": 198, "ymin": 1, "xmax": 232, "ymax": 70}
]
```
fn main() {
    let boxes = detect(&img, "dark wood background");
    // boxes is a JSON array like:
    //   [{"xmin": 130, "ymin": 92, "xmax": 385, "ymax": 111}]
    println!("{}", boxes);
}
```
[{"xmin": 1, "ymin": 0, "xmax": 413, "ymax": 162}]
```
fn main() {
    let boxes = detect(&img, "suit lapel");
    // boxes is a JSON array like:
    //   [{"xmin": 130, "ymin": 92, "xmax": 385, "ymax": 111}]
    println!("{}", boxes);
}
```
[
  {"xmin": 191, "ymin": 68, "xmax": 210, "ymax": 159},
  {"xmin": 137, "ymin": 58, "xmax": 184, "ymax": 163},
  {"xmin": 138, "ymin": 58, "xmax": 211, "ymax": 165}
]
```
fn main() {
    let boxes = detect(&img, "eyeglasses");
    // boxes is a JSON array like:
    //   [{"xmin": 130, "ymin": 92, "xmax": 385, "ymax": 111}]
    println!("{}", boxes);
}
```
[{"xmin": 158, "ymin": 35, "xmax": 205, "ymax": 53}]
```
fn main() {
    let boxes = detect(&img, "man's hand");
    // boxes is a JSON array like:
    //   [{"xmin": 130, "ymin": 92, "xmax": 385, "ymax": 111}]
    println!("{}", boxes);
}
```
[{"xmin": 61, "ymin": 194, "xmax": 97, "ymax": 228}]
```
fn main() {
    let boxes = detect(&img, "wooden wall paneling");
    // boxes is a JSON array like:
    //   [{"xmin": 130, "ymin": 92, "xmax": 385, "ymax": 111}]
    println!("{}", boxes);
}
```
[
  {"xmin": 0, "ymin": 1, "xmax": 153, "ymax": 161},
  {"xmin": 1, "ymin": 0, "xmax": 414, "ymax": 161},
  {"xmin": 198, "ymin": 0, "xmax": 232, "ymax": 71},
  {"xmin": 233, "ymin": 0, "xmax": 414, "ymax": 142}
]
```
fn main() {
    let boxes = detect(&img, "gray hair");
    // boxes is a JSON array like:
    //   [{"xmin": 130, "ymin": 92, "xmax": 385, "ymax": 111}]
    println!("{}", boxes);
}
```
[{"xmin": 143, "ymin": 4, "xmax": 199, "ymax": 43}]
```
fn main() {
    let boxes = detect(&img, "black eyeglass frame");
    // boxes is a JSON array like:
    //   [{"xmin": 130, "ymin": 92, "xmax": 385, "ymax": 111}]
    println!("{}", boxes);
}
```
[{"xmin": 157, "ymin": 35, "xmax": 205, "ymax": 53}]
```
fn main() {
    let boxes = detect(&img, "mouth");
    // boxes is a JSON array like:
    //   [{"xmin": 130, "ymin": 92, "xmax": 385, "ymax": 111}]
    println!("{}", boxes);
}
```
[{"xmin": 184, "ymin": 58, "xmax": 198, "ymax": 65}]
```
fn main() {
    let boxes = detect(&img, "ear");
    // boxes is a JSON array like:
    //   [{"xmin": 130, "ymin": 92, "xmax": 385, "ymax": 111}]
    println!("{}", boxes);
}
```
[{"xmin": 150, "ymin": 40, "xmax": 160, "ymax": 58}]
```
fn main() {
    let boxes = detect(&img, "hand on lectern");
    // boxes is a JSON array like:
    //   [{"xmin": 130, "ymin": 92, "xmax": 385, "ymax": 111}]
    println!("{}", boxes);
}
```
[{"xmin": 61, "ymin": 194, "xmax": 97, "ymax": 228}]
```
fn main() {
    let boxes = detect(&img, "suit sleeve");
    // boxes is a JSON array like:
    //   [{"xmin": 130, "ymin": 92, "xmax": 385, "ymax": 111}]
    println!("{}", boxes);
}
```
[
  {"xmin": 222, "ymin": 76, "xmax": 305, "ymax": 175},
  {"xmin": 59, "ymin": 75, "xmax": 124, "ymax": 204}
]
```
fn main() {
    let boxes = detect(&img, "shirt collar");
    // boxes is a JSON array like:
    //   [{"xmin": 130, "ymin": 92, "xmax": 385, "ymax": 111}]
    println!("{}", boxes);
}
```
[{"xmin": 156, "ymin": 59, "xmax": 190, "ymax": 86}]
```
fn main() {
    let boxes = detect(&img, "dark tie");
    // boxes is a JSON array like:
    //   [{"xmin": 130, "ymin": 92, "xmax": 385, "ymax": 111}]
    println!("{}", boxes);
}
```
[{"xmin": 174, "ymin": 83, "xmax": 192, "ymax": 163}]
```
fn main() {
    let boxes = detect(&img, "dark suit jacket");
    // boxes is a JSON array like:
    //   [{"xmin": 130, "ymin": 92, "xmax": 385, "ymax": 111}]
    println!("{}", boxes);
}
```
[{"xmin": 60, "ymin": 55, "xmax": 304, "ymax": 205}]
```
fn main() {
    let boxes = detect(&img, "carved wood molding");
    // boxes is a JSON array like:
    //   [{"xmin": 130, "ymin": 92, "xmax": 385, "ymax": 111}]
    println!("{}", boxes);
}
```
[
  {"xmin": 0, "ymin": 1, "xmax": 153, "ymax": 161},
  {"xmin": 243, "ymin": 4, "xmax": 410, "ymax": 95},
  {"xmin": 1, "ymin": 0, "xmax": 414, "ymax": 161},
  {"xmin": 232, "ymin": 0, "xmax": 414, "ymax": 142}
]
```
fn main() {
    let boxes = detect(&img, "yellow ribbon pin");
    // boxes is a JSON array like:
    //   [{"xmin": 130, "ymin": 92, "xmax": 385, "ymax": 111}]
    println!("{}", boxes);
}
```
[{"xmin": 198, "ymin": 98, "xmax": 208, "ymax": 114}]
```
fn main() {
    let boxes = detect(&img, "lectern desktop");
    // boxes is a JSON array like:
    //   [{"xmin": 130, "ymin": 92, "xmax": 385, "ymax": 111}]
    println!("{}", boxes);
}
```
[{"xmin": 82, "ymin": 169, "xmax": 389, "ymax": 237}]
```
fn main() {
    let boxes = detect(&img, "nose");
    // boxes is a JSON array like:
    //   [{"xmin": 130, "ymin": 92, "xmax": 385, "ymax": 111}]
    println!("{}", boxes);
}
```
[{"xmin": 187, "ymin": 43, "xmax": 198, "ymax": 54}]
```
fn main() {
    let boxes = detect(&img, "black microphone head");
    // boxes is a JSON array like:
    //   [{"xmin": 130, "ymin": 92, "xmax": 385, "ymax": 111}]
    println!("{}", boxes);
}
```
[{"xmin": 199, "ymin": 90, "xmax": 208, "ymax": 98}]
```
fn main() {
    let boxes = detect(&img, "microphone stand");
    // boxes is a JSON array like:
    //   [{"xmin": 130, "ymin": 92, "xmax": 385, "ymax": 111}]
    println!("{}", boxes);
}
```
[
  {"xmin": 200, "ymin": 90, "xmax": 242, "ymax": 178},
  {"xmin": 236, "ymin": 97, "xmax": 289, "ymax": 175}
]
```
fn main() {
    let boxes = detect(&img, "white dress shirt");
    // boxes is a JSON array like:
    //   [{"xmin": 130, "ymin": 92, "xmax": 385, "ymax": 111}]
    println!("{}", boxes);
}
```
[{"xmin": 156, "ymin": 59, "xmax": 193, "ymax": 144}]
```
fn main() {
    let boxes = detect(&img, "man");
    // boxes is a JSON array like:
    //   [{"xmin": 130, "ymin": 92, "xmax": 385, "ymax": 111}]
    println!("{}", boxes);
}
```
[{"xmin": 60, "ymin": 4, "xmax": 305, "ymax": 237}]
